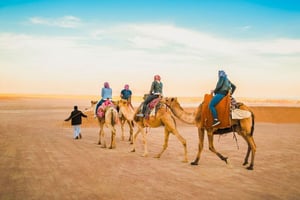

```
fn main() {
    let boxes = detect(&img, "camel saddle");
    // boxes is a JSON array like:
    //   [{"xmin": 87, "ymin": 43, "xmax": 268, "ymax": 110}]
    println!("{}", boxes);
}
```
[
  {"xmin": 201, "ymin": 93, "xmax": 231, "ymax": 129},
  {"xmin": 145, "ymin": 97, "xmax": 161, "ymax": 118},
  {"xmin": 97, "ymin": 100, "xmax": 115, "ymax": 118}
]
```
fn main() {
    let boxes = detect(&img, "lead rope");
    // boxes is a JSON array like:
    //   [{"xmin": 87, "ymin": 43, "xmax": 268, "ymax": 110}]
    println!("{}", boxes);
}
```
[
  {"xmin": 217, "ymin": 128, "xmax": 239, "ymax": 150},
  {"xmin": 232, "ymin": 131, "xmax": 239, "ymax": 150}
]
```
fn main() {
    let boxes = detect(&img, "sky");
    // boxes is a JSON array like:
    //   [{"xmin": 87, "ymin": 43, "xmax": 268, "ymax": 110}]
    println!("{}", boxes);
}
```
[{"xmin": 0, "ymin": 0, "xmax": 300, "ymax": 100}]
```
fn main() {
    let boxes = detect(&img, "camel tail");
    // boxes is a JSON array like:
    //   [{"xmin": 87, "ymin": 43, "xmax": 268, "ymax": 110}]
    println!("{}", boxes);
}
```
[
  {"xmin": 111, "ymin": 109, "xmax": 117, "ymax": 126},
  {"xmin": 250, "ymin": 111, "xmax": 255, "ymax": 136}
]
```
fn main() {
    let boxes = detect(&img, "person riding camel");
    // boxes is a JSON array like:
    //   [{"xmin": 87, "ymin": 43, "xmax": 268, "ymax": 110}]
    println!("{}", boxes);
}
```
[
  {"xmin": 209, "ymin": 70, "xmax": 236, "ymax": 127},
  {"xmin": 95, "ymin": 82, "xmax": 113, "ymax": 116},
  {"xmin": 136, "ymin": 75, "xmax": 163, "ymax": 117},
  {"xmin": 120, "ymin": 84, "xmax": 133, "ymax": 109}
]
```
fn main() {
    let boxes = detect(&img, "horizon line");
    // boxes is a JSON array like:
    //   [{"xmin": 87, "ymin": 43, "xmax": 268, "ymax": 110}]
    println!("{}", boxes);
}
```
[{"xmin": 0, "ymin": 93, "xmax": 299, "ymax": 102}]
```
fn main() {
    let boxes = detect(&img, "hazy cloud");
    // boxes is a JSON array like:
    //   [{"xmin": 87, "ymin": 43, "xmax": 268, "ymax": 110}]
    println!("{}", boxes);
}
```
[
  {"xmin": 29, "ymin": 16, "xmax": 81, "ymax": 28},
  {"xmin": 1, "ymin": 22, "xmax": 300, "ymax": 98}
]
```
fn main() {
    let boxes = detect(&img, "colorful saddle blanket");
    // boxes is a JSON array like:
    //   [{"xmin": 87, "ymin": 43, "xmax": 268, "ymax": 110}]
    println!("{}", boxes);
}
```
[
  {"xmin": 201, "ymin": 93, "xmax": 231, "ymax": 128},
  {"xmin": 97, "ymin": 100, "xmax": 115, "ymax": 118},
  {"xmin": 144, "ymin": 97, "xmax": 161, "ymax": 118}
]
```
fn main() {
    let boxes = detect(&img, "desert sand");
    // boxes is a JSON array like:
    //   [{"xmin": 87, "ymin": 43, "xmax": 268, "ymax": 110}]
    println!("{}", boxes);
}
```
[{"xmin": 0, "ymin": 95, "xmax": 299, "ymax": 200}]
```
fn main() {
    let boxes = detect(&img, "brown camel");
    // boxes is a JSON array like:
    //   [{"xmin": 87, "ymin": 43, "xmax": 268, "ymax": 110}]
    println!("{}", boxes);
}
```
[
  {"xmin": 115, "ymin": 99, "xmax": 135, "ymax": 143},
  {"xmin": 117, "ymin": 98, "xmax": 188, "ymax": 162},
  {"xmin": 90, "ymin": 101, "xmax": 119, "ymax": 149},
  {"xmin": 161, "ymin": 97, "xmax": 256, "ymax": 170}
]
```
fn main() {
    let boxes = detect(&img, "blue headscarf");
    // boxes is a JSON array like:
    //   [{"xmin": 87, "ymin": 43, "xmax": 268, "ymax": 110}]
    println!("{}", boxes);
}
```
[{"xmin": 218, "ymin": 70, "xmax": 227, "ymax": 78}]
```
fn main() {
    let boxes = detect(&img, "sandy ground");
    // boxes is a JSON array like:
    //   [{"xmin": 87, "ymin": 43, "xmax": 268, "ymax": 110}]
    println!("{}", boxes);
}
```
[{"xmin": 0, "ymin": 96, "xmax": 299, "ymax": 200}]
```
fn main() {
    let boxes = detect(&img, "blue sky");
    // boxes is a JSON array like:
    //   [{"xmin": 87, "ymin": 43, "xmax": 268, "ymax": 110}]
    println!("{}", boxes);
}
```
[{"xmin": 0, "ymin": 0, "xmax": 300, "ymax": 99}]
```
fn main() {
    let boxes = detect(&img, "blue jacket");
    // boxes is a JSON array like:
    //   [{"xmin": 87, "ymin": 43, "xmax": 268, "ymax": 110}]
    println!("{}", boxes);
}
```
[
  {"xmin": 214, "ymin": 77, "xmax": 236, "ymax": 95},
  {"xmin": 101, "ymin": 87, "xmax": 112, "ymax": 100}
]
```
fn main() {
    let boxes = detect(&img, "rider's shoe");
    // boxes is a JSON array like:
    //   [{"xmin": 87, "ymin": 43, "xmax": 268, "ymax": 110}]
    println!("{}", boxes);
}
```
[
  {"xmin": 136, "ymin": 113, "xmax": 144, "ymax": 117},
  {"xmin": 212, "ymin": 119, "xmax": 220, "ymax": 127}
]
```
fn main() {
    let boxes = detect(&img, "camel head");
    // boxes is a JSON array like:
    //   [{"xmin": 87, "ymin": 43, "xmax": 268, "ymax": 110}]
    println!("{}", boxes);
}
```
[
  {"xmin": 161, "ymin": 97, "xmax": 178, "ymax": 107},
  {"xmin": 91, "ymin": 100, "xmax": 98, "ymax": 107},
  {"xmin": 117, "ymin": 99, "xmax": 129, "ymax": 108}
]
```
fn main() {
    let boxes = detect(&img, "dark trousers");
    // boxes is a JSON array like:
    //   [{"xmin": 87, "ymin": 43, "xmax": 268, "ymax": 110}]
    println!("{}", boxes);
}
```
[{"xmin": 142, "ymin": 94, "xmax": 159, "ymax": 114}]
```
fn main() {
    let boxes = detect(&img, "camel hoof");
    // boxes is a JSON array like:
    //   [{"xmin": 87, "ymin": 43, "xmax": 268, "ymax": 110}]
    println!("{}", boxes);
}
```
[
  {"xmin": 223, "ymin": 157, "xmax": 228, "ymax": 164},
  {"xmin": 246, "ymin": 165, "xmax": 254, "ymax": 170},
  {"xmin": 130, "ymin": 149, "xmax": 135, "ymax": 153},
  {"xmin": 142, "ymin": 153, "xmax": 148, "ymax": 157},
  {"xmin": 154, "ymin": 154, "xmax": 160, "ymax": 158},
  {"xmin": 182, "ymin": 159, "xmax": 188, "ymax": 163},
  {"xmin": 243, "ymin": 161, "xmax": 249, "ymax": 166},
  {"xmin": 190, "ymin": 161, "xmax": 198, "ymax": 166}
]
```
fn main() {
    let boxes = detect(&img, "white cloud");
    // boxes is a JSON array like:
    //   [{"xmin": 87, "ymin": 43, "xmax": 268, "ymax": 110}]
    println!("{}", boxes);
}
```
[
  {"xmin": 238, "ymin": 25, "xmax": 252, "ymax": 31},
  {"xmin": 1, "ymin": 23, "xmax": 300, "ymax": 98},
  {"xmin": 128, "ymin": 36, "xmax": 166, "ymax": 49},
  {"xmin": 29, "ymin": 15, "xmax": 81, "ymax": 28},
  {"xmin": 90, "ymin": 23, "xmax": 300, "ymax": 58}
]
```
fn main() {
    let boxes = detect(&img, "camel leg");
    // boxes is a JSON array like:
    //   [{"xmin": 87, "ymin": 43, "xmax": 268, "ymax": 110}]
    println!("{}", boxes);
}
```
[
  {"xmin": 191, "ymin": 128, "xmax": 205, "ymax": 165},
  {"xmin": 99, "ymin": 123, "xmax": 106, "ymax": 148},
  {"xmin": 120, "ymin": 118, "xmax": 125, "ymax": 141},
  {"xmin": 101, "ymin": 129, "xmax": 106, "ymax": 148},
  {"xmin": 172, "ymin": 129, "xmax": 188, "ymax": 163},
  {"xmin": 241, "ymin": 134, "xmax": 251, "ymax": 166},
  {"xmin": 140, "ymin": 128, "xmax": 148, "ymax": 157},
  {"xmin": 131, "ymin": 126, "xmax": 148, "ymax": 157},
  {"xmin": 246, "ymin": 135, "xmax": 256, "ymax": 170},
  {"xmin": 131, "ymin": 127, "xmax": 141, "ymax": 153},
  {"xmin": 98, "ymin": 122, "xmax": 104, "ymax": 145},
  {"xmin": 131, "ymin": 130, "xmax": 138, "ymax": 153},
  {"xmin": 154, "ymin": 128, "xmax": 170, "ymax": 159},
  {"xmin": 239, "ymin": 115, "xmax": 256, "ymax": 170},
  {"xmin": 98, "ymin": 127, "xmax": 102, "ymax": 145},
  {"xmin": 127, "ymin": 120, "xmax": 134, "ymax": 144},
  {"xmin": 207, "ymin": 131, "xmax": 228, "ymax": 164},
  {"xmin": 108, "ymin": 125, "xmax": 116, "ymax": 149},
  {"xmin": 243, "ymin": 145, "xmax": 251, "ymax": 166},
  {"xmin": 161, "ymin": 118, "xmax": 188, "ymax": 163}
]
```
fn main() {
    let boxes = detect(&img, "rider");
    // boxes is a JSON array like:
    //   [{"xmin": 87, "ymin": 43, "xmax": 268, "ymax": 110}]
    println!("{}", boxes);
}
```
[
  {"xmin": 95, "ymin": 82, "xmax": 112, "ymax": 116},
  {"xmin": 120, "ymin": 84, "xmax": 133, "ymax": 109},
  {"xmin": 120, "ymin": 84, "xmax": 132, "ymax": 101},
  {"xmin": 209, "ymin": 70, "xmax": 236, "ymax": 127},
  {"xmin": 136, "ymin": 75, "xmax": 163, "ymax": 117}
]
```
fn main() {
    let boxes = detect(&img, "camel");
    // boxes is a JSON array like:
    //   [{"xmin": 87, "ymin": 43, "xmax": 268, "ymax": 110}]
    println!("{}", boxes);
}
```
[
  {"xmin": 115, "ymin": 99, "xmax": 135, "ymax": 143},
  {"xmin": 161, "ymin": 96, "xmax": 256, "ymax": 170},
  {"xmin": 90, "ymin": 101, "xmax": 119, "ymax": 149},
  {"xmin": 117, "ymin": 98, "xmax": 188, "ymax": 162}
]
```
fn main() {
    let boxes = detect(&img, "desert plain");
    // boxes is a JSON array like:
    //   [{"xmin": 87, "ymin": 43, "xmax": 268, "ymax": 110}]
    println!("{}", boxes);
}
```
[{"xmin": 0, "ymin": 95, "xmax": 299, "ymax": 200}]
